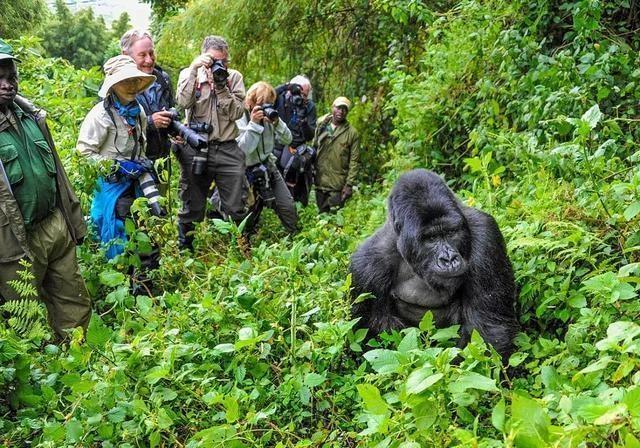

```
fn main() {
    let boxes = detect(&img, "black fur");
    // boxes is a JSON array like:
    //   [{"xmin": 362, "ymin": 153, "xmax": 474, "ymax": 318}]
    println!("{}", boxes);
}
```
[{"xmin": 350, "ymin": 169, "xmax": 518, "ymax": 358}]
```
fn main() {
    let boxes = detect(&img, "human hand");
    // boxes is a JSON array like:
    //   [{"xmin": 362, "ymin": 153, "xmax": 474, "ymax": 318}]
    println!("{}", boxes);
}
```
[
  {"xmin": 250, "ymin": 106, "xmax": 265, "ymax": 124},
  {"xmin": 190, "ymin": 54, "xmax": 213, "ymax": 72},
  {"xmin": 151, "ymin": 110, "xmax": 173, "ymax": 129},
  {"xmin": 341, "ymin": 185, "xmax": 353, "ymax": 201}
]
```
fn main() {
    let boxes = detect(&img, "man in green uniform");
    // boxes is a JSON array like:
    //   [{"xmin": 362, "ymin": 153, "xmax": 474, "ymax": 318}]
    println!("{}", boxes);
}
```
[
  {"xmin": 312, "ymin": 96, "xmax": 360, "ymax": 213},
  {"xmin": 0, "ymin": 39, "xmax": 91, "ymax": 341}
]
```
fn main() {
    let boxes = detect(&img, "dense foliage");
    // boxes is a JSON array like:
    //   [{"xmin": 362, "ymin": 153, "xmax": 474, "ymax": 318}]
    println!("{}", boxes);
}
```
[
  {"xmin": 0, "ymin": 0, "xmax": 48, "ymax": 39},
  {"xmin": 2, "ymin": 0, "xmax": 640, "ymax": 446},
  {"xmin": 40, "ymin": 0, "xmax": 131, "ymax": 69}
]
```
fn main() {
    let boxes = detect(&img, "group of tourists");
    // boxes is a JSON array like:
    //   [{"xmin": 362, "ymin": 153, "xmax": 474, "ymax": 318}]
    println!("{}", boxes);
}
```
[{"xmin": 0, "ymin": 31, "xmax": 360, "ymax": 340}]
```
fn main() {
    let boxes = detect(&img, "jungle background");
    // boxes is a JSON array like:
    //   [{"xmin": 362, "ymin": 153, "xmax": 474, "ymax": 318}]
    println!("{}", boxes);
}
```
[{"xmin": 2, "ymin": 0, "xmax": 640, "ymax": 446}]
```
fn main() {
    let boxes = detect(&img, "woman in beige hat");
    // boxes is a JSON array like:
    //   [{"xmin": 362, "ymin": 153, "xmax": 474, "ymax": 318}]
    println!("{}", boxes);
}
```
[{"xmin": 76, "ymin": 55, "xmax": 162, "ymax": 279}]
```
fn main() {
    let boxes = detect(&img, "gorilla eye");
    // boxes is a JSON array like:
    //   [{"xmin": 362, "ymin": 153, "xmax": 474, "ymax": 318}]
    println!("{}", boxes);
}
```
[{"xmin": 394, "ymin": 221, "xmax": 402, "ymax": 233}]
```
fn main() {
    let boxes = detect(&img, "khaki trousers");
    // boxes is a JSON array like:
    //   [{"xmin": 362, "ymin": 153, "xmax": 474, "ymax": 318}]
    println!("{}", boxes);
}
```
[{"xmin": 0, "ymin": 208, "xmax": 91, "ymax": 341}]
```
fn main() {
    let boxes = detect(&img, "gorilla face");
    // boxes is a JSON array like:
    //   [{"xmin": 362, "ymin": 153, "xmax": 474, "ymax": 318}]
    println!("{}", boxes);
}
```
[{"xmin": 389, "ymin": 170, "xmax": 471, "ymax": 292}]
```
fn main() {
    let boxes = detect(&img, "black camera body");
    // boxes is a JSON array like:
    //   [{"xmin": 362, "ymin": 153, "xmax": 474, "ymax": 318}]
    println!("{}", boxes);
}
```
[
  {"xmin": 166, "ymin": 108, "xmax": 208, "ymax": 150},
  {"xmin": 260, "ymin": 103, "xmax": 279, "ymax": 121},
  {"xmin": 248, "ymin": 164, "xmax": 275, "ymax": 205},
  {"xmin": 288, "ymin": 83, "xmax": 304, "ymax": 108},
  {"xmin": 210, "ymin": 59, "xmax": 229, "ymax": 85}
]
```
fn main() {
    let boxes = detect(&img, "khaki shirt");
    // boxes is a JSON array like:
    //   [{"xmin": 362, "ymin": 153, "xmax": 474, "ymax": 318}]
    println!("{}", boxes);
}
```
[
  {"xmin": 176, "ymin": 66, "xmax": 245, "ymax": 143},
  {"xmin": 76, "ymin": 101, "xmax": 147, "ymax": 162}
]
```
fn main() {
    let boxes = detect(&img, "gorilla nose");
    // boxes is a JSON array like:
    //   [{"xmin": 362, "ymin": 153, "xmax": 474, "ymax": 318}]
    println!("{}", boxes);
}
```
[{"xmin": 438, "ymin": 253, "xmax": 460, "ymax": 270}]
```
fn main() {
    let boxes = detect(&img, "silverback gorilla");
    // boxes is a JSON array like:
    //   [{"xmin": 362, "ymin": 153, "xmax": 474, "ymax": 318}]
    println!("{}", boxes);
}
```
[{"xmin": 350, "ymin": 169, "xmax": 518, "ymax": 358}]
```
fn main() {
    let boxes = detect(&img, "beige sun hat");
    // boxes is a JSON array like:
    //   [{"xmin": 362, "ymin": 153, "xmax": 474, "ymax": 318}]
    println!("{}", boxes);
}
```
[
  {"xmin": 98, "ymin": 55, "xmax": 156, "ymax": 98},
  {"xmin": 332, "ymin": 96, "xmax": 352, "ymax": 111}
]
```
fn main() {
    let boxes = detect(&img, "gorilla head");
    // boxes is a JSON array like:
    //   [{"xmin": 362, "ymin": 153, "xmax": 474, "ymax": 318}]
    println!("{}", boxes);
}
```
[
  {"xmin": 388, "ymin": 170, "xmax": 471, "ymax": 294},
  {"xmin": 350, "ymin": 169, "xmax": 518, "ymax": 359}
]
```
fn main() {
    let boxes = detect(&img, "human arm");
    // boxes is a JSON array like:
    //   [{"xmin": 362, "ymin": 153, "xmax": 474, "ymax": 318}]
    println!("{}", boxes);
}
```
[
  {"xmin": 235, "ymin": 109, "xmax": 263, "ymax": 156},
  {"xmin": 176, "ymin": 67, "xmax": 199, "ymax": 110},
  {"xmin": 215, "ymin": 69, "xmax": 246, "ymax": 121},
  {"xmin": 274, "ymin": 117, "xmax": 292, "ymax": 146},
  {"xmin": 76, "ymin": 106, "xmax": 111, "ymax": 162},
  {"xmin": 345, "ymin": 133, "xmax": 360, "ymax": 187}
]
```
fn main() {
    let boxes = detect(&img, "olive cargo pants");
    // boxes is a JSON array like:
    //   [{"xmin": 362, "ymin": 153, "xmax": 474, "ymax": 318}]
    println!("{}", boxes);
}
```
[{"xmin": 0, "ymin": 209, "xmax": 91, "ymax": 340}]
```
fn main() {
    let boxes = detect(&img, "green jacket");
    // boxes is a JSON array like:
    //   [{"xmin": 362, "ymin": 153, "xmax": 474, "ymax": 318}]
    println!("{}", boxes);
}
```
[
  {"xmin": 0, "ymin": 96, "xmax": 86, "ymax": 263},
  {"xmin": 313, "ymin": 114, "xmax": 360, "ymax": 191}
]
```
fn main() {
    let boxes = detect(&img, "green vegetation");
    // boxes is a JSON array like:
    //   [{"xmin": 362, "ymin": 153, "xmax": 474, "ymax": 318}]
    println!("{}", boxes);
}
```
[
  {"xmin": 2, "ymin": 0, "xmax": 640, "ymax": 446},
  {"xmin": 40, "ymin": 0, "xmax": 131, "ymax": 69}
]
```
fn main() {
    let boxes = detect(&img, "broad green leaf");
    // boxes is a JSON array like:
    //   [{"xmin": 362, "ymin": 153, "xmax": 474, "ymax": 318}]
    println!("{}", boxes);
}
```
[
  {"xmin": 430, "ymin": 325, "xmax": 460, "ymax": 342},
  {"xmin": 623, "ymin": 387, "xmax": 640, "ymax": 417},
  {"xmin": 448, "ymin": 371, "xmax": 498, "ymax": 394},
  {"xmin": 357, "ymin": 384, "xmax": 389, "ymax": 415},
  {"xmin": 623, "ymin": 201, "xmax": 640, "ymax": 221},
  {"xmin": 145, "ymin": 366, "xmax": 169, "ymax": 385},
  {"xmin": 363, "ymin": 349, "xmax": 400, "ymax": 374},
  {"xmin": 581, "ymin": 104, "xmax": 602, "ymax": 129},
  {"xmin": 397, "ymin": 328, "xmax": 419, "ymax": 353},
  {"xmin": 99, "ymin": 270, "xmax": 126, "ymax": 287},
  {"xmin": 157, "ymin": 408, "xmax": 174, "ymax": 429},
  {"xmin": 65, "ymin": 419, "xmax": 83, "ymax": 443},
  {"xmin": 303, "ymin": 372, "xmax": 326, "ymax": 388},
  {"xmin": 491, "ymin": 398, "xmax": 506, "ymax": 432},
  {"xmin": 406, "ymin": 366, "xmax": 442, "ymax": 395},
  {"xmin": 224, "ymin": 397, "xmax": 239, "ymax": 423},
  {"xmin": 511, "ymin": 393, "xmax": 550, "ymax": 446},
  {"xmin": 86, "ymin": 315, "xmax": 111, "ymax": 348}
]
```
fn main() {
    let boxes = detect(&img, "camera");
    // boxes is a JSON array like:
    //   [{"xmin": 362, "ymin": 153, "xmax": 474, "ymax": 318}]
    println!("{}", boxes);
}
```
[
  {"xmin": 210, "ymin": 59, "xmax": 229, "ymax": 85},
  {"xmin": 288, "ymin": 83, "xmax": 304, "ymax": 107},
  {"xmin": 260, "ymin": 103, "xmax": 279, "ymax": 121},
  {"xmin": 187, "ymin": 121, "xmax": 214, "ymax": 176},
  {"xmin": 166, "ymin": 109, "xmax": 209, "ymax": 150},
  {"xmin": 138, "ymin": 171, "xmax": 165, "ymax": 216},
  {"xmin": 248, "ymin": 164, "xmax": 275, "ymax": 205}
]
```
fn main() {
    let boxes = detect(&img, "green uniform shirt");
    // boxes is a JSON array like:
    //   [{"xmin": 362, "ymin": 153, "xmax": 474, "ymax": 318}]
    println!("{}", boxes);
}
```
[
  {"xmin": 313, "ymin": 114, "xmax": 360, "ymax": 192},
  {"xmin": 0, "ymin": 104, "xmax": 57, "ymax": 228}
]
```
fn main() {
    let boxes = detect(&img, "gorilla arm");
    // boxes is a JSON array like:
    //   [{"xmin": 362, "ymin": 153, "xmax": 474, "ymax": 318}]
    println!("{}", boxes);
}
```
[
  {"xmin": 458, "ymin": 207, "xmax": 519, "ymax": 357},
  {"xmin": 350, "ymin": 220, "xmax": 406, "ymax": 334}
]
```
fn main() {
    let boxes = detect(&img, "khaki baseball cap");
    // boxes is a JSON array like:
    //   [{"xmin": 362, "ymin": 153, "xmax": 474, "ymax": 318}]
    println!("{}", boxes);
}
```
[
  {"xmin": 332, "ymin": 96, "xmax": 352, "ymax": 110},
  {"xmin": 0, "ymin": 38, "xmax": 20, "ymax": 62}
]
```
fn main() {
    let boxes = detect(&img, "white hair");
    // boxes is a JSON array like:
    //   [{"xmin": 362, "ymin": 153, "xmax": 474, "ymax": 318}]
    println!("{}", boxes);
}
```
[
  {"xmin": 120, "ymin": 29, "xmax": 153, "ymax": 54},
  {"xmin": 290, "ymin": 75, "xmax": 312, "ymax": 91}
]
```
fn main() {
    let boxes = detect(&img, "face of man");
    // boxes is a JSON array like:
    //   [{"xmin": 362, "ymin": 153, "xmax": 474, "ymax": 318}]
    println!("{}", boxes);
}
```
[
  {"xmin": 332, "ymin": 105, "xmax": 348, "ymax": 125},
  {"xmin": 126, "ymin": 37, "xmax": 155, "ymax": 74},
  {"xmin": 205, "ymin": 49, "xmax": 229, "ymax": 67},
  {"xmin": 300, "ymin": 83, "xmax": 310, "ymax": 100},
  {"xmin": 0, "ymin": 61, "xmax": 18, "ymax": 112}
]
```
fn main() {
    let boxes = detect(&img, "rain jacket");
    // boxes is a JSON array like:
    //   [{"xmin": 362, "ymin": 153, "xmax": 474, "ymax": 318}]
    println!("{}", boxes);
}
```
[{"xmin": 313, "ymin": 114, "xmax": 360, "ymax": 192}]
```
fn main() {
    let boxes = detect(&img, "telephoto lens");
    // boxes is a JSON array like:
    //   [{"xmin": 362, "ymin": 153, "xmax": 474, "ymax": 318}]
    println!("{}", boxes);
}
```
[
  {"xmin": 192, "ymin": 151, "xmax": 208, "ymax": 175},
  {"xmin": 261, "ymin": 103, "xmax": 279, "ymax": 121},
  {"xmin": 138, "ymin": 172, "xmax": 166, "ymax": 216}
]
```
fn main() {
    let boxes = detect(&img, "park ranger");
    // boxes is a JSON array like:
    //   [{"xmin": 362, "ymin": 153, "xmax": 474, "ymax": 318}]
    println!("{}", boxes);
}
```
[{"xmin": 0, "ymin": 38, "xmax": 91, "ymax": 341}]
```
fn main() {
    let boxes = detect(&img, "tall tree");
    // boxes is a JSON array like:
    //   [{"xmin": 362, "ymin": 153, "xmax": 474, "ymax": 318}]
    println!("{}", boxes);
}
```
[
  {"xmin": 41, "ymin": 0, "xmax": 110, "ymax": 69},
  {"xmin": 0, "ymin": 0, "xmax": 48, "ymax": 39}
]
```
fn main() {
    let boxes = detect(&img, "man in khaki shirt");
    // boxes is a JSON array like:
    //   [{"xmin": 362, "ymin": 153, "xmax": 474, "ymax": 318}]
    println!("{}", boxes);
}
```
[{"xmin": 175, "ymin": 35, "xmax": 246, "ymax": 250}]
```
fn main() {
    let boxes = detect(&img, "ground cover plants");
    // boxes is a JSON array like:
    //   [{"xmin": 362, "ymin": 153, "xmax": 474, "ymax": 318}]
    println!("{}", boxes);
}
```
[{"xmin": 1, "ymin": 0, "xmax": 640, "ymax": 446}]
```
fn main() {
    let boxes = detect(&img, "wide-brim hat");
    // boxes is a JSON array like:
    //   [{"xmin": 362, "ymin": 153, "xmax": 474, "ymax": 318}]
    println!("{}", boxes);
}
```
[
  {"xmin": 0, "ymin": 38, "xmax": 20, "ymax": 62},
  {"xmin": 332, "ymin": 96, "xmax": 352, "ymax": 111},
  {"xmin": 98, "ymin": 55, "xmax": 156, "ymax": 98}
]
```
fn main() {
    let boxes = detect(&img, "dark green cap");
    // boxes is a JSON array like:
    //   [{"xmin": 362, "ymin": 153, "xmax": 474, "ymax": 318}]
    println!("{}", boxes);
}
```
[{"xmin": 0, "ymin": 38, "xmax": 19, "ymax": 62}]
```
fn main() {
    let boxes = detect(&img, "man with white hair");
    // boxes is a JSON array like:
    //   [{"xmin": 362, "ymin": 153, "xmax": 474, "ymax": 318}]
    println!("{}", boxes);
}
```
[
  {"xmin": 120, "ymin": 29, "xmax": 175, "ymax": 164},
  {"xmin": 274, "ymin": 75, "xmax": 317, "ymax": 206}
]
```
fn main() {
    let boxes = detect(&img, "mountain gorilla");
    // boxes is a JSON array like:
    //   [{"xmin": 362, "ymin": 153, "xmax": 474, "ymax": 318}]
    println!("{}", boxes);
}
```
[{"xmin": 350, "ymin": 169, "xmax": 518, "ymax": 358}]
